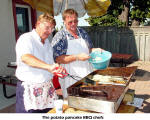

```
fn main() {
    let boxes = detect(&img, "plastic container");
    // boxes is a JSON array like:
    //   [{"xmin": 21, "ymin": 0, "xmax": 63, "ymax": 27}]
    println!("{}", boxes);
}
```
[
  {"xmin": 89, "ymin": 50, "xmax": 112, "ymax": 69},
  {"xmin": 54, "ymin": 99, "xmax": 63, "ymax": 113}
]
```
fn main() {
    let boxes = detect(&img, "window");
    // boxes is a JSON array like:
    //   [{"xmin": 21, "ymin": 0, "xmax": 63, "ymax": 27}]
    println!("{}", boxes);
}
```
[
  {"xmin": 16, "ymin": 4, "xmax": 32, "ymax": 36},
  {"xmin": 12, "ymin": 0, "xmax": 36, "ymax": 40}
]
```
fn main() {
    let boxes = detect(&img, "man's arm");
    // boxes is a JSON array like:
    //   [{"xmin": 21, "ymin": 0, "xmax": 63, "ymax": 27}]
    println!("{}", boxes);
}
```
[
  {"xmin": 21, "ymin": 54, "xmax": 60, "ymax": 74},
  {"xmin": 56, "ymin": 54, "xmax": 90, "ymax": 64}
]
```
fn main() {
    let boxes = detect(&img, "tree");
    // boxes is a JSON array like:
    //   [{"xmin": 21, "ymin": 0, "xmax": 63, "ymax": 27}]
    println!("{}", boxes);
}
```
[
  {"xmin": 130, "ymin": 0, "xmax": 150, "ymax": 26},
  {"xmin": 118, "ymin": 0, "xmax": 130, "ymax": 26},
  {"xmin": 86, "ymin": 15, "xmax": 125, "ymax": 27},
  {"xmin": 86, "ymin": 0, "xmax": 150, "ymax": 26},
  {"xmin": 86, "ymin": 0, "xmax": 126, "ymax": 27}
]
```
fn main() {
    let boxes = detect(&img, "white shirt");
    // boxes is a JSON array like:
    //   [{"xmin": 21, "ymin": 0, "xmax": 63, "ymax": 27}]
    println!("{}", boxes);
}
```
[{"xmin": 15, "ymin": 29, "xmax": 54, "ymax": 83}]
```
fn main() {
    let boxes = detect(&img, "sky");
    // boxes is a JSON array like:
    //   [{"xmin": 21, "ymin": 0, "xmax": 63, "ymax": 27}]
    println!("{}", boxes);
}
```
[{"xmin": 54, "ymin": 13, "xmax": 90, "ymax": 30}]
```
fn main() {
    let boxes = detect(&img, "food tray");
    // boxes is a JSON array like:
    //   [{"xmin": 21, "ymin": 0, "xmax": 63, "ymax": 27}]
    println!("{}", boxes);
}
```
[
  {"xmin": 67, "ymin": 66, "xmax": 137, "ymax": 113},
  {"xmin": 92, "ymin": 66, "xmax": 137, "ymax": 77},
  {"xmin": 68, "ymin": 86, "xmax": 128, "ymax": 113}
]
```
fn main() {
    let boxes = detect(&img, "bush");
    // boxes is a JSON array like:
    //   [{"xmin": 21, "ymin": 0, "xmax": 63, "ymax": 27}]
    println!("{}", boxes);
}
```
[{"xmin": 86, "ymin": 15, "xmax": 126, "ymax": 27}]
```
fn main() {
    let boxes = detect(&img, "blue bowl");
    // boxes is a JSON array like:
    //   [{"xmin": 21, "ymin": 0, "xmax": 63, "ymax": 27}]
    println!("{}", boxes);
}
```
[{"xmin": 89, "ymin": 50, "xmax": 112, "ymax": 69}]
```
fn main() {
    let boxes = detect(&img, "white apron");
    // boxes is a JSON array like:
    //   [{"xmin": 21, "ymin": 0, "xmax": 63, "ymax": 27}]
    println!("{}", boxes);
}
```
[
  {"xmin": 59, "ymin": 30, "xmax": 93, "ymax": 98},
  {"xmin": 22, "ymin": 80, "xmax": 57, "ymax": 111}
]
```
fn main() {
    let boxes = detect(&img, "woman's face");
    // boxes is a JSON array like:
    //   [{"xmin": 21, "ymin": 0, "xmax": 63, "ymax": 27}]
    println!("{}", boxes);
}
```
[
  {"xmin": 64, "ymin": 14, "xmax": 78, "ymax": 32},
  {"xmin": 37, "ymin": 21, "xmax": 55, "ymax": 41}
]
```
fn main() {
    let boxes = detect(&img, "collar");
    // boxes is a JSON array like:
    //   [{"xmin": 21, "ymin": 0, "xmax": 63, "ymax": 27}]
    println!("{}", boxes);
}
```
[
  {"xmin": 31, "ymin": 29, "xmax": 41, "ymax": 42},
  {"xmin": 31, "ymin": 29, "xmax": 49, "ymax": 45},
  {"xmin": 64, "ymin": 27, "xmax": 80, "ymax": 37}
]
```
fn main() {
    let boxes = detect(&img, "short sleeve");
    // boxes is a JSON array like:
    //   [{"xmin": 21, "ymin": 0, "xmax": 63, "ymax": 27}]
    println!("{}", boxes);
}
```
[
  {"xmin": 16, "ymin": 34, "xmax": 33, "ymax": 58},
  {"xmin": 51, "ymin": 31, "xmax": 68, "ymax": 61}
]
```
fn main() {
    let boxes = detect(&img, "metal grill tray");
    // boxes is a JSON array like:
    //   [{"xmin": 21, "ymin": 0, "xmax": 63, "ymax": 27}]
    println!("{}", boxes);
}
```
[{"xmin": 67, "ymin": 66, "xmax": 137, "ymax": 113}]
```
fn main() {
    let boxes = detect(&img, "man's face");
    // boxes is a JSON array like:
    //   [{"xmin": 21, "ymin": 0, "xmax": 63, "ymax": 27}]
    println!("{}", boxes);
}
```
[
  {"xmin": 37, "ymin": 21, "xmax": 55, "ymax": 40},
  {"xmin": 64, "ymin": 14, "xmax": 78, "ymax": 32}
]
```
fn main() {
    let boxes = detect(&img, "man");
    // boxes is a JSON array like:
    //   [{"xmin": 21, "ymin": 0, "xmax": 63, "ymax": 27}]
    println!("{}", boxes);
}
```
[
  {"xmin": 15, "ymin": 13, "xmax": 64, "ymax": 113},
  {"xmin": 51, "ymin": 9, "xmax": 102, "ymax": 98}
]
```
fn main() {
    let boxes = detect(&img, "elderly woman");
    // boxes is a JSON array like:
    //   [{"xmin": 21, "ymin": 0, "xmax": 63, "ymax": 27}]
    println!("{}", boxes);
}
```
[
  {"xmin": 51, "ymin": 9, "xmax": 102, "ymax": 98},
  {"xmin": 15, "ymin": 13, "xmax": 64, "ymax": 113}
]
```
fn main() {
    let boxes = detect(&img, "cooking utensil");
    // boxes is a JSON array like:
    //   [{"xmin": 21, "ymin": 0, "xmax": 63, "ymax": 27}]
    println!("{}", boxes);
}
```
[
  {"xmin": 54, "ymin": 67, "xmax": 97, "ymax": 84},
  {"xmin": 54, "ymin": 68, "xmax": 82, "ymax": 81},
  {"xmin": 84, "ymin": 77, "xmax": 97, "ymax": 85},
  {"xmin": 63, "ymin": 73, "xmax": 82, "ymax": 81}
]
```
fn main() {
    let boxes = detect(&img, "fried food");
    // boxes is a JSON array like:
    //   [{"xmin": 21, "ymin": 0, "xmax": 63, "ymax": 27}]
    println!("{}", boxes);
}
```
[
  {"xmin": 91, "ymin": 74, "xmax": 126, "ymax": 84},
  {"xmin": 64, "ymin": 107, "xmax": 91, "ymax": 113}
]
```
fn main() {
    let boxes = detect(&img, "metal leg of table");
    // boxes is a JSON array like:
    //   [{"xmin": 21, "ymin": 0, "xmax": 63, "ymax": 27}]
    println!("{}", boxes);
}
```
[
  {"xmin": 0, "ymin": 76, "xmax": 16, "ymax": 99},
  {"xmin": 121, "ymin": 58, "xmax": 124, "ymax": 67},
  {"xmin": 2, "ymin": 83, "xmax": 16, "ymax": 99}
]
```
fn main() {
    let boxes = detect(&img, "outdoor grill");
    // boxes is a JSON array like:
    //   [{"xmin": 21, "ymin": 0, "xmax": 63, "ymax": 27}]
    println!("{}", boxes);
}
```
[{"xmin": 67, "ymin": 66, "xmax": 137, "ymax": 113}]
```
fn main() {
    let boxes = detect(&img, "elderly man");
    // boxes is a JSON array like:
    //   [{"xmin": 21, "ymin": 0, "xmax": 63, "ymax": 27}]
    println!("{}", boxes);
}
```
[
  {"xmin": 15, "ymin": 13, "xmax": 64, "ymax": 113},
  {"xmin": 51, "ymin": 9, "xmax": 102, "ymax": 98}
]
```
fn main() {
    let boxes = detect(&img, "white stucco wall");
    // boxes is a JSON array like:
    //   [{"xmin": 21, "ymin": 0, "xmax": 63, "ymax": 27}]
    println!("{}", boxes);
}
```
[{"xmin": 0, "ymin": 0, "xmax": 16, "ymax": 75}]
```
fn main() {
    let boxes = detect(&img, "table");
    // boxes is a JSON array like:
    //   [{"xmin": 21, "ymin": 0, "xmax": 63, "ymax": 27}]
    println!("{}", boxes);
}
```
[
  {"xmin": 0, "ymin": 62, "xmax": 17, "ymax": 99},
  {"xmin": 0, "ymin": 75, "xmax": 16, "ymax": 99},
  {"xmin": 110, "ymin": 53, "xmax": 133, "ymax": 67},
  {"xmin": 7, "ymin": 62, "xmax": 17, "ymax": 69},
  {"xmin": 48, "ymin": 103, "xmax": 135, "ymax": 113}
]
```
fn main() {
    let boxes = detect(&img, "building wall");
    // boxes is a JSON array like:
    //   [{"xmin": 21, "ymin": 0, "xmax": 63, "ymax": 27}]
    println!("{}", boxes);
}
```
[
  {"xmin": 0, "ymin": 0, "xmax": 16, "ymax": 75},
  {"xmin": 0, "ymin": 0, "xmax": 42, "ymax": 76}
]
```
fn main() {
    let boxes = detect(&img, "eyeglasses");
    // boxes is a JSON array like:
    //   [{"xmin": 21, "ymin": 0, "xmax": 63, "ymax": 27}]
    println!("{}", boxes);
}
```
[
  {"xmin": 68, "ymin": 20, "xmax": 78, "ymax": 25},
  {"xmin": 41, "ymin": 22, "xmax": 55, "ymax": 32},
  {"xmin": 45, "ymin": 26, "xmax": 55, "ymax": 32}
]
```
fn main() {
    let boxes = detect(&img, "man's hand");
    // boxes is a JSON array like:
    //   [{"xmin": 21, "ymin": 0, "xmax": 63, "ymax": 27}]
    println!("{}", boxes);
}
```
[
  {"xmin": 91, "ymin": 48, "xmax": 103, "ymax": 53},
  {"xmin": 48, "ymin": 63, "xmax": 64, "ymax": 74},
  {"xmin": 76, "ymin": 53, "xmax": 90, "ymax": 61}
]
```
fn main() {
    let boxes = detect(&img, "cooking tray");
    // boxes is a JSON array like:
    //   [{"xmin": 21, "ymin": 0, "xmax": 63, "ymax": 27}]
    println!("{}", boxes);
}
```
[
  {"xmin": 67, "ymin": 66, "xmax": 137, "ymax": 113},
  {"xmin": 67, "ymin": 66, "xmax": 137, "ymax": 89},
  {"xmin": 91, "ymin": 66, "xmax": 137, "ymax": 77},
  {"xmin": 68, "ymin": 85, "xmax": 129, "ymax": 113},
  {"xmin": 68, "ymin": 84, "xmax": 125, "ymax": 101}
]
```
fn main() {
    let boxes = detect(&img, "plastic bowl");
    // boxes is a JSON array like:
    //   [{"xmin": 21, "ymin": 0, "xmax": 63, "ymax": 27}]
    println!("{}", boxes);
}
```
[{"xmin": 89, "ymin": 50, "xmax": 112, "ymax": 69}]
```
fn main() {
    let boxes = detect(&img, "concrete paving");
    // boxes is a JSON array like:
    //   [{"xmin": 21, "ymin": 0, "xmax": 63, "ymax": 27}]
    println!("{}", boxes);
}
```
[{"xmin": 129, "ymin": 69, "xmax": 150, "ymax": 113}]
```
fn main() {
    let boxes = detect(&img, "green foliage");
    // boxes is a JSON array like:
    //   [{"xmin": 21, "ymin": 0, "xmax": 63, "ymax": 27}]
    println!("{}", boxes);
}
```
[
  {"xmin": 86, "ymin": 0, "xmax": 150, "ymax": 26},
  {"xmin": 130, "ymin": 0, "xmax": 150, "ymax": 22},
  {"xmin": 107, "ymin": 0, "xmax": 123, "ymax": 17},
  {"xmin": 86, "ymin": 15, "xmax": 126, "ymax": 27},
  {"xmin": 86, "ymin": 0, "xmax": 126, "ymax": 27},
  {"xmin": 130, "ymin": 9, "xmax": 145, "ymax": 21}
]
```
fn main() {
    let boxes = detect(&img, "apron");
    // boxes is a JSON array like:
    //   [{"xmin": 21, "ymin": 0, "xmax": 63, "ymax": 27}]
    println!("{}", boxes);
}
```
[
  {"xmin": 22, "ymin": 80, "xmax": 57, "ymax": 111},
  {"xmin": 59, "ymin": 29, "xmax": 93, "ymax": 98}
]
